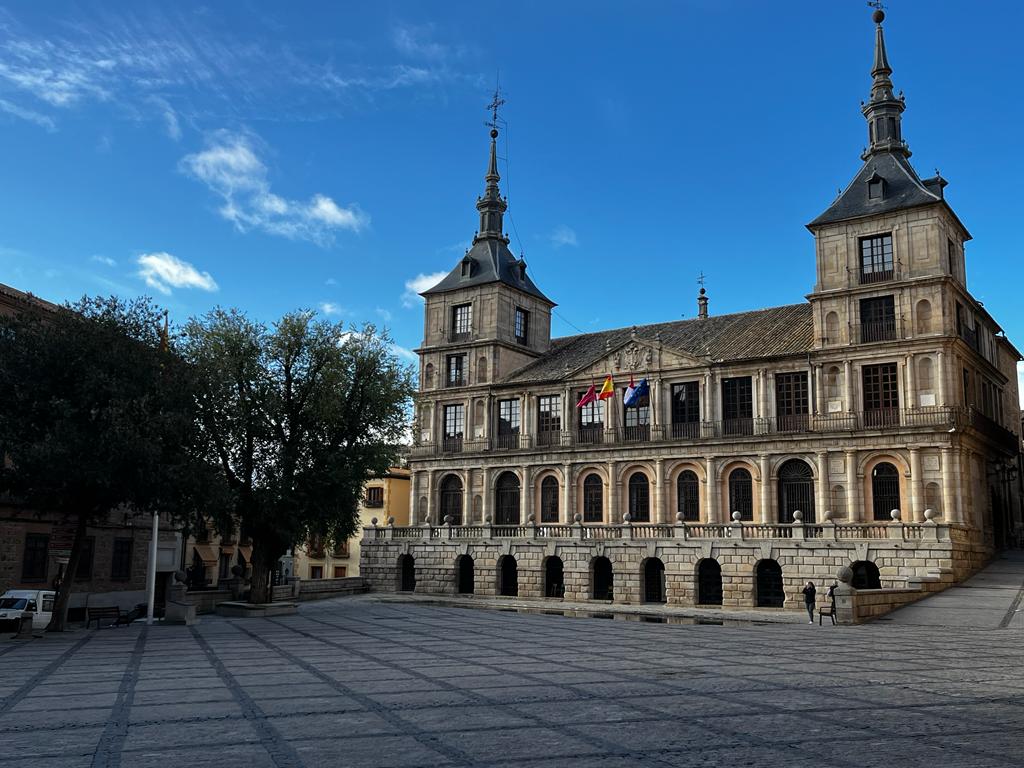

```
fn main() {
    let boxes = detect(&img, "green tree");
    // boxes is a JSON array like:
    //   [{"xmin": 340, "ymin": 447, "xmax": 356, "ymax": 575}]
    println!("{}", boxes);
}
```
[
  {"xmin": 0, "ymin": 296, "xmax": 202, "ymax": 631},
  {"xmin": 183, "ymin": 309, "xmax": 413, "ymax": 603}
]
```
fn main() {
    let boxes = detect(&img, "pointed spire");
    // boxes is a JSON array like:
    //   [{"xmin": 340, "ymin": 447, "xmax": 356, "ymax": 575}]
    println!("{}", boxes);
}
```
[
  {"xmin": 474, "ymin": 89, "xmax": 509, "ymax": 245},
  {"xmin": 861, "ymin": 8, "xmax": 909, "ymax": 160}
]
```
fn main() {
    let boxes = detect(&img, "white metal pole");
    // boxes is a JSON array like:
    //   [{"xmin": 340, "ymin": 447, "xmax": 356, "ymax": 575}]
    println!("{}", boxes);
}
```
[{"xmin": 146, "ymin": 511, "xmax": 159, "ymax": 625}]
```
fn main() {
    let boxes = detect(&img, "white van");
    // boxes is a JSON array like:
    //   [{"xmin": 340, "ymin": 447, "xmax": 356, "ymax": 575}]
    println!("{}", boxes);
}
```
[{"xmin": 0, "ymin": 589, "xmax": 56, "ymax": 630}]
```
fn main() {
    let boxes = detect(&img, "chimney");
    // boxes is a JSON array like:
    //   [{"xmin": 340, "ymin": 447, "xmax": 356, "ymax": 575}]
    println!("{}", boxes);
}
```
[{"xmin": 697, "ymin": 287, "xmax": 709, "ymax": 320}]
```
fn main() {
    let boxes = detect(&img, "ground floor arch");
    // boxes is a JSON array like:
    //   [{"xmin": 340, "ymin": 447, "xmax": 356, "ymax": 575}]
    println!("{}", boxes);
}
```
[
  {"xmin": 696, "ymin": 559, "xmax": 723, "ymax": 605},
  {"xmin": 850, "ymin": 560, "xmax": 881, "ymax": 590},
  {"xmin": 498, "ymin": 555, "xmax": 518, "ymax": 597},
  {"xmin": 456, "ymin": 554, "xmax": 474, "ymax": 594},
  {"xmin": 642, "ymin": 558, "xmax": 666, "ymax": 603},
  {"xmin": 398, "ymin": 554, "xmax": 416, "ymax": 592},
  {"xmin": 544, "ymin": 556, "xmax": 565, "ymax": 598},
  {"xmin": 754, "ymin": 559, "xmax": 784, "ymax": 607},
  {"xmin": 592, "ymin": 556, "xmax": 613, "ymax": 600}
]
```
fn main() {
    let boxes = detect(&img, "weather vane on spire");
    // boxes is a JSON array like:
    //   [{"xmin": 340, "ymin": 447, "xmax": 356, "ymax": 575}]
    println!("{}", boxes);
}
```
[
  {"xmin": 867, "ymin": 0, "xmax": 885, "ymax": 11},
  {"xmin": 485, "ymin": 79, "xmax": 505, "ymax": 135},
  {"xmin": 697, "ymin": 271, "xmax": 706, "ymax": 290}
]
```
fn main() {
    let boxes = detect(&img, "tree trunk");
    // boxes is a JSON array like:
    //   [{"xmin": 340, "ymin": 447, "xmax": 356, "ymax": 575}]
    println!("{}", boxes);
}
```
[
  {"xmin": 46, "ymin": 513, "xmax": 88, "ymax": 632},
  {"xmin": 249, "ymin": 547, "xmax": 272, "ymax": 604}
]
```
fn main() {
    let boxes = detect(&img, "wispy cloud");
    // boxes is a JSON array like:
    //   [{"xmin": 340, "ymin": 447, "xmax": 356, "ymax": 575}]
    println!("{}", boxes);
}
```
[
  {"xmin": 0, "ymin": 97, "xmax": 55, "ymax": 131},
  {"xmin": 375, "ymin": 307, "xmax": 393, "ymax": 323},
  {"xmin": 90, "ymin": 254, "xmax": 116, "ymax": 267},
  {"xmin": 391, "ymin": 343, "xmax": 418, "ymax": 363},
  {"xmin": 393, "ymin": 25, "xmax": 449, "ymax": 61},
  {"xmin": 402, "ymin": 271, "xmax": 447, "ymax": 308},
  {"xmin": 549, "ymin": 225, "xmax": 578, "ymax": 248},
  {"xmin": 180, "ymin": 130, "xmax": 368, "ymax": 245},
  {"xmin": 148, "ymin": 95, "xmax": 181, "ymax": 140},
  {"xmin": 319, "ymin": 301, "xmax": 344, "ymax": 316},
  {"xmin": 136, "ymin": 251, "xmax": 218, "ymax": 295}
]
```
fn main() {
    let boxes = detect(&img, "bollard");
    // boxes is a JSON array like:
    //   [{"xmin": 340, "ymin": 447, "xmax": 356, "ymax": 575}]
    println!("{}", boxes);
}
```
[{"xmin": 13, "ymin": 611, "xmax": 34, "ymax": 641}]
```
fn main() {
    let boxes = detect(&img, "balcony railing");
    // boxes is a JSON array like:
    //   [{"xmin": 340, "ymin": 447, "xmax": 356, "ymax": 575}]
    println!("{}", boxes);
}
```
[
  {"xmin": 493, "ymin": 432, "xmax": 522, "ymax": 450},
  {"xmin": 859, "ymin": 319, "xmax": 897, "ymax": 343},
  {"xmin": 536, "ymin": 430, "xmax": 563, "ymax": 448},
  {"xmin": 620, "ymin": 425, "xmax": 651, "ymax": 443},
  {"xmin": 670, "ymin": 422, "xmax": 700, "ymax": 439},
  {"xmin": 722, "ymin": 417, "xmax": 754, "ymax": 436},
  {"xmin": 577, "ymin": 425, "xmax": 605, "ymax": 445},
  {"xmin": 970, "ymin": 407, "xmax": 1020, "ymax": 453},
  {"xmin": 449, "ymin": 331, "xmax": 471, "ymax": 343},
  {"xmin": 445, "ymin": 375, "xmax": 466, "ymax": 388},
  {"xmin": 441, "ymin": 436, "xmax": 463, "ymax": 453},
  {"xmin": 859, "ymin": 269, "xmax": 894, "ymax": 285}
]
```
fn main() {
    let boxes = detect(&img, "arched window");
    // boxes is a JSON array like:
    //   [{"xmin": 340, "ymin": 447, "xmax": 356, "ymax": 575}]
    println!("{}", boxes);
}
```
[
  {"xmin": 871, "ymin": 462, "xmax": 901, "ymax": 521},
  {"xmin": 439, "ymin": 475, "xmax": 463, "ymax": 525},
  {"xmin": 628, "ymin": 472, "xmax": 650, "ymax": 522},
  {"xmin": 677, "ymin": 470, "xmax": 700, "ymax": 522},
  {"xmin": 825, "ymin": 312, "xmax": 840, "ymax": 344},
  {"xmin": 777, "ymin": 459, "xmax": 815, "ymax": 523},
  {"xmin": 583, "ymin": 473, "xmax": 603, "ymax": 523},
  {"xmin": 916, "ymin": 299, "xmax": 933, "ymax": 334},
  {"xmin": 728, "ymin": 468, "xmax": 753, "ymax": 521},
  {"xmin": 917, "ymin": 356, "xmax": 934, "ymax": 393},
  {"xmin": 825, "ymin": 365, "xmax": 841, "ymax": 400},
  {"xmin": 495, "ymin": 472, "xmax": 521, "ymax": 526},
  {"xmin": 851, "ymin": 560, "xmax": 882, "ymax": 589},
  {"xmin": 540, "ymin": 476, "xmax": 559, "ymax": 523},
  {"xmin": 925, "ymin": 482, "xmax": 941, "ymax": 516}
]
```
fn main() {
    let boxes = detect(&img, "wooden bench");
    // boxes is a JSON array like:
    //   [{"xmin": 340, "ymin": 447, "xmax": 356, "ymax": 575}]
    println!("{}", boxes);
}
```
[
  {"xmin": 818, "ymin": 601, "xmax": 837, "ymax": 625},
  {"xmin": 86, "ymin": 606, "xmax": 122, "ymax": 629}
]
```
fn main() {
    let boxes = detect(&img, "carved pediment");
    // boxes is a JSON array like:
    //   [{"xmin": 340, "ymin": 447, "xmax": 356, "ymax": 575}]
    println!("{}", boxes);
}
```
[{"xmin": 568, "ymin": 336, "xmax": 706, "ymax": 381}]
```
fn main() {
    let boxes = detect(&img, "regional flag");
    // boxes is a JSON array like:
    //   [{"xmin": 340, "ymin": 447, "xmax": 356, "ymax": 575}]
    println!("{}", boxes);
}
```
[
  {"xmin": 624, "ymin": 378, "xmax": 649, "ymax": 407},
  {"xmin": 597, "ymin": 375, "xmax": 615, "ymax": 400},
  {"xmin": 576, "ymin": 384, "xmax": 597, "ymax": 408}
]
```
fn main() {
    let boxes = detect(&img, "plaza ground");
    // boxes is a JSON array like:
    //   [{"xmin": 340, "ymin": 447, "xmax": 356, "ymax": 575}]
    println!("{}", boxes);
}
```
[{"xmin": 1, "ymin": 557, "xmax": 1023, "ymax": 768}]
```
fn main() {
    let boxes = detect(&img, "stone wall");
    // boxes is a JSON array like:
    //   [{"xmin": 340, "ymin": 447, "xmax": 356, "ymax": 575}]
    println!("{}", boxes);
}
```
[{"xmin": 360, "ymin": 534, "xmax": 977, "ymax": 610}]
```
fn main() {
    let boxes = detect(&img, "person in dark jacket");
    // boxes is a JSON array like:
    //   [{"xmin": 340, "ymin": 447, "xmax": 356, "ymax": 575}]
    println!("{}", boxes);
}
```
[{"xmin": 802, "ymin": 581, "xmax": 816, "ymax": 623}]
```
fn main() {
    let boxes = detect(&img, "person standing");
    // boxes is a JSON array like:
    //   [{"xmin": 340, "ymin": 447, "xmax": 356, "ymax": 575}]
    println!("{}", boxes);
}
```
[{"xmin": 802, "ymin": 581, "xmax": 816, "ymax": 624}]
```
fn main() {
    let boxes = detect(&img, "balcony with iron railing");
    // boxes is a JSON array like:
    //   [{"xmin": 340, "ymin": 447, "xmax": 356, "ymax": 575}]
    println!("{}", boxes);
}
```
[
  {"xmin": 858, "ymin": 318, "xmax": 897, "ymax": 343},
  {"xmin": 859, "ymin": 268, "xmax": 894, "ymax": 285}
]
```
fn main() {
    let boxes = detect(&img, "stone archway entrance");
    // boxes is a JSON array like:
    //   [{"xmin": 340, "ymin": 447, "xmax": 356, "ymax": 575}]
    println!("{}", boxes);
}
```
[
  {"xmin": 398, "ymin": 555, "xmax": 415, "ymax": 592},
  {"xmin": 851, "ymin": 560, "xmax": 881, "ymax": 589},
  {"xmin": 755, "ymin": 560, "xmax": 784, "ymax": 607},
  {"xmin": 544, "ymin": 557, "xmax": 564, "ymax": 598},
  {"xmin": 643, "ymin": 558, "xmax": 666, "ymax": 603},
  {"xmin": 498, "ymin": 555, "xmax": 518, "ymax": 597},
  {"xmin": 696, "ymin": 559, "xmax": 722, "ymax": 606},
  {"xmin": 592, "ymin": 556, "xmax": 613, "ymax": 600},
  {"xmin": 456, "ymin": 555, "xmax": 474, "ymax": 594}
]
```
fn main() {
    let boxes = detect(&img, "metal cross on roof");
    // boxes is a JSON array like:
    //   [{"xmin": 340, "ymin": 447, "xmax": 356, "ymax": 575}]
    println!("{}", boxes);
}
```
[
  {"xmin": 867, "ymin": 0, "xmax": 886, "ymax": 11},
  {"xmin": 486, "ymin": 84, "xmax": 505, "ymax": 132},
  {"xmin": 697, "ymin": 272, "xmax": 706, "ymax": 289}
]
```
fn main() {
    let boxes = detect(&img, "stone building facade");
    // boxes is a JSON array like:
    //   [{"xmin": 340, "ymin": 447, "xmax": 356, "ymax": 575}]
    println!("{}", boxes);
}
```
[{"xmin": 361, "ymin": 11, "xmax": 1021, "ymax": 609}]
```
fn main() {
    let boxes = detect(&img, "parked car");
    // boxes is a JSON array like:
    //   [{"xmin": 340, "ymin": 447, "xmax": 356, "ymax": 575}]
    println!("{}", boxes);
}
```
[{"xmin": 0, "ymin": 589, "xmax": 56, "ymax": 630}]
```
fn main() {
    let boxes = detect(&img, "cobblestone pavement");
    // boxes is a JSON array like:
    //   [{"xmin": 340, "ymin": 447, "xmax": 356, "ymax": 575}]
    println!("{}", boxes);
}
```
[{"xmin": 2, "ymin": 597, "xmax": 1023, "ymax": 768}]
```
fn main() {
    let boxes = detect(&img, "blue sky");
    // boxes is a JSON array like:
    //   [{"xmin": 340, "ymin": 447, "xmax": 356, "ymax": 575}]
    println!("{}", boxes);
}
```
[{"xmin": 1, "ymin": 1, "xmax": 1022, "ymax": 384}]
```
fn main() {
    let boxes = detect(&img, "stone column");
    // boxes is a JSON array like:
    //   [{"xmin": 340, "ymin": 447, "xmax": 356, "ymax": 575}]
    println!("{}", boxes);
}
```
[
  {"xmin": 709, "ymin": 371, "xmax": 719, "ymax": 422},
  {"xmin": 522, "ymin": 466, "xmax": 533, "ymax": 524},
  {"xmin": 845, "ymin": 449, "xmax": 860, "ymax": 522},
  {"xmin": 906, "ymin": 354, "xmax": 917, "ymax": 410},
  {"xmin": 522, "ymin": 394, "xmax": 534, "ymax": 442},
  {"xmin": 701, "ymin": 372, "xmax": 710, "ymax": 421},
  {"xmin": 562, "ymin": 387, "xmax": 571, "ymax": 441},
  {"xmin": 814, "ymin": 364, "xmax": 824, "ymax": 416},
  {"xmin": 816, "ymin": 451, "xmax": 829, "ymax": 521},
  {"xmin": 759, "ymin": 454, "xmax": 771, "ymax": 524},
  {"xmin": 937, "ymin": 351, "xmax": 947, "ymax": 406},
  {"xmin": 908, "ymin": 447, "xmax": 924, "ymax": 522},
  {"xmin": 562, "ymin": 462, "xmax": 572, "ymax": 524},
  {"xmin": 654, "ymin": 458, "xmax": 665, "ymax": 524},
  {"xmin": 705, "ymin": 457, "xmax": 718, "ymax": 524},
  {"xmin": 650, "ymin": 378, "xmax": 660, "ymax": 427},
  {"xmin": 425, "ymin": 470, "xmax": 435, "ymax": 524},
  {"xmin": 941, "ymin": 447, "xmax": 957, "ymax": 524},
  {"xmin": 607, "ymin": 461, "xmax": 618, "ymax": 524},
  {"xmin": 844, "ymin": 360, "xmax": 854, "ymax": 412},
  {"xmin": 481, "ymin": 466, "xmax": 491, "ymax": 522}
]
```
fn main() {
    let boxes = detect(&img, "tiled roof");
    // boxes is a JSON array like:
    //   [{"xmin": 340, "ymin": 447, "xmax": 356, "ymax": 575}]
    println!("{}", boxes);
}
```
[
  {"xmin": 502, "ymin": 303, "xmax": 813, "ymax": 384},
  {"xmin": 421, "ymin": 239, "xmax": 554, "ymax": 304}
]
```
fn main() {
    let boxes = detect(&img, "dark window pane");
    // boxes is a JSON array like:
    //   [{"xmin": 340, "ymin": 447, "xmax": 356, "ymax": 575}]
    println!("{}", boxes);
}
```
[
  {"xmin": 627, "ymin": 473, "xmax": 650, "ymax": 522},
  {"xmin": 722, "ymin": 377, "xmax": 753, "ymax": 435},
  {"xmin": 583, "ymin": 474, "xmax": 603, "ymax": 522},
  {"xmin": 514, "ymin": 307, "xmax": 529, "ymax": 344},
  {"xmin": 859, "ymin": 234, "xmax": 894, "ymax": 283},
  {"xmin": 111, "ymin": 539, "xmax": 133, "ymax": 581},
  {"xmin": 540, "ymin": 477, "xmax": 559, "ymax": 523},
  {"xmin": 22, "ymin": 534, "xmax": 49, "ymax": 582},
  {"xmin": 75, "ymin": 536, "xmax": 95, "ymax": 581},
  {"xmin": 728, "ymin": 469, "xmax": 753, "ymax": 521},
  {"xmin": 677, "ymin": 471, "xmax": 700, "ymax": 522},
  {"xmin": 775, "ymin": 372, "xmax": 809, "ymax": 432}
]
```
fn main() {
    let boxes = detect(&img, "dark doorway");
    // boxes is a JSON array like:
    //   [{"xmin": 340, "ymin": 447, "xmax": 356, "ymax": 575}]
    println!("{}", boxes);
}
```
[
  {"xmin": 592, "ymin": 556, "xmax": 613, "ymax": 600},
  {"xmin": 544, "ymin": 557, "xmax": 564, "ymax": 598},
  {"xmin": 696, "ymin": 559, "xmax": 723, "ymax": 606},
  {"xmin": 456, "ymin": 555, "xmax": 474, "ymax": 594},
  {"xmin": 755, "ymin": 560, "xmax": 784, "ymax": 607},
  {"xmin": 871, "ymin": 462, "xmax": 901, "ymax": 521},
  {"xmin": 498, "ymin": 555, "xmax": 518, "ymax": 597},
  {"xmin": 398, "ymin": 555, "xmax": 415, "ymax": 592},
  {"xmin": 850, "ymin": 560, "xmax": 881, "ymax": 590},
  {"xmin": 643, "ymin": 558, "xmax": 666, "ymax": 603},
  {"xmin": 778, "ymin": 459, "xmax": 815, "ymax": 523},
  {"xmin": 495, "ymin": 472, "xmax": 521, "ymax": 525}
]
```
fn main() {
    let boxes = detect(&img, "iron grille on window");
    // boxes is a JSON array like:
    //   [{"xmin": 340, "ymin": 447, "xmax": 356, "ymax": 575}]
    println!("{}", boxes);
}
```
[
  {"xmin": 670, "ymin": 381, "xmax": 700, "ymax": 438},
  {"xmin": 722, "ymin": 377, "xmax": 753, "ymax": 436},
  {"xmin": 628, "ymin": 473, "xmax": 650, "ymax": 522},
  {"xmin": 365, "ymin": 486, "xmax": 384, "ymax": 507},
  {"xmin": 495, "ymin": 473, "xmax": 520, "ymax": 525},
  {"xmin": 514, "ymin": 307, "xmax": 529, "ymax": 345},
  {"xmin": 862, "ymin": 363, "xmax": 899, "ymax": 427},
  {"xmin": 860, "ymin": 234, "xmax": 894, "ymax": 284},
  {"xmin": 728, "ymin": 468, "xmax": 753, "ymax": 521},
  {"xmin": 577, "ymin": 394, "xmax": 604, "ymax": 444},
  {"xmin": 872, "ymin": 462, "xmax": 901, "ymax": 521},
  {"xmin": 537, "ymin": 395, "xmax": 561, "ymax": 446},
  {"xmin": 111, "ymin": 539, "xmax": 132, "ymax": 581},
  {"xmin": 677, "ymin": 471, "xmax": 700, "ymax": 522},
  {"xmin": 451, "ymin": 304, "xmax": 472, "ymax": 341},
  {"xmin": 540, "ymin": 477, "xmax": 559, "ymax": 523},
  {"xmin": 21, "ymin": 534, "xmax": 49, "ymax": 582},
  {"xmin": 582, "ymin": 474, "xmax": 603, "ymax": 522},
  {"xmin": 443, "ymin": 404, "xmax": 464, "ymax": 452},
  {"xmin": 439, "ymin": 476, "xmax": 463, "ymax": 525},
  {"xmin": 775, "ymin": 372, "xmax": 809, "ymax": 432},
  {"xmin": 496, "ymin": 399, "xmax": 521, "ymax": 449},
  {"xmin": 446, "ymin": 354, "xmax": 466, "ymax": 387},
  {"xmin": 859, "ymin": 296, "xmax": 896, "ymax": 343}
]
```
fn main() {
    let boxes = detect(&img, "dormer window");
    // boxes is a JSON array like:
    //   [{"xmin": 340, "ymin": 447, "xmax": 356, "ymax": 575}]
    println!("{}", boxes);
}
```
[
  {"xmin": 516, "ymin": 258, "xmax": 527, "ymax": 281},
  {"xmin": 460, "ymin": 256, "xmax": 473, "ymax": 279},
  {"xmin": 867, "ymin": 172, "xmax": 885, "ymax": 200}
]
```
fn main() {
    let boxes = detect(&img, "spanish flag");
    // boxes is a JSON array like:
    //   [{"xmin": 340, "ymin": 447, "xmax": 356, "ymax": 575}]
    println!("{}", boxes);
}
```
[{"xmin": 597, "ymin": 375, "xmax": 615, "ymax": 400}]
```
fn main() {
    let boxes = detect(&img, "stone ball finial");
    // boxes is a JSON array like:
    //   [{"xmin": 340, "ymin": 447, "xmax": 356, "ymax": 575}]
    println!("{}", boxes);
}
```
[
  {"xmin": 923, "ymin": 509, "xmax": 936, "ymax": 521},
  {"xmin": 490, "ymin": 128, "xmax": 498, "ymax": 139},
  {"xmin": 837, "ymin": 565, "xmax": 854, "ymax": 584},
  {"xmin": 371, "ymin": 517, "xmax": 379, "ymax": 527},
  {"xmin": 527, "ymin": 513, "xmax": 536, "ymax": 524},
  {"xmin": 822, "ymin": 509, "xmax": 833, "ymax": 522},
  {"xmin": 699, "ymin": 287, "xmax": 706, "ymax": 296},
  {"xmin": 792, "ymin": 510, "xmax": 803, "ymax": 522},
  {"xmin": 484, "ymin": 514, "xmax": 492, "ymax": 524},
  {"xmin": 731, "ymin": 510, "xmax": 742, "ymax": 522},
  {"xmin": 173, "ymin": 569, "xmax": 187, "ymax": 584},
  {"xmin": 623, "ymin": 512, "xmax": 632, "ymax": 523},
  {"xmin": 443, "ymin": 514, "xmax": 453, "ymax": 525},
  {"xmin": 890, "ymin": 509, "xmax": 901, "ymax": 521},
  {"xmin": 872, "ymin": 8, "xmax": 885, "ymax": 24},
  {"xmin": 387, "ymin": 516, "xmax": 395, "ymax": 526},
  {"xmin": 676, "ymin": 511, "xmax": 686, "ymax": 523},
  {"xmin": 573, "ymin": 513, "xmax": 582, "ymax": 523}
]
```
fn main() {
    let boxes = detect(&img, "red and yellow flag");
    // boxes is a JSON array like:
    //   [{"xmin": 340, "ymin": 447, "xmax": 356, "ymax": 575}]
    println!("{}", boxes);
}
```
[{"xmin": 597, "ymin": 375, "xmax": 615, "ymax": 400}]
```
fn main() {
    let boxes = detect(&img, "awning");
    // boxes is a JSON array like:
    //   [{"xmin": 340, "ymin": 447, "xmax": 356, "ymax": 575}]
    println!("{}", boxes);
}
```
[{"xmin": 193, "ymin": 544, "xmax": 218, "ymax": 566}]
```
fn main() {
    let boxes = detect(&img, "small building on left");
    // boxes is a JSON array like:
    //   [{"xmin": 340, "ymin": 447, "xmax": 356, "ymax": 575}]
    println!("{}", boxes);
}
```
[{"xmin": 0, "ymin": 282, "xmax": 184, "ymax": 617}]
